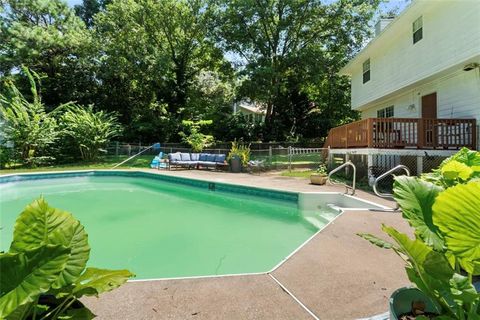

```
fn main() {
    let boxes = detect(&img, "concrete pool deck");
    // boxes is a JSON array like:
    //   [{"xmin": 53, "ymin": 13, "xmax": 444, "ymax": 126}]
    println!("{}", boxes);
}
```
[{"xmin": 82, "ymin": 169, "xmax": 412, "ymax": 319}]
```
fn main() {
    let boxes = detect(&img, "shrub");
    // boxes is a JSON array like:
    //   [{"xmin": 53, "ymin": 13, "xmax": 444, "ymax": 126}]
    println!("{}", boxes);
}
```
[
  {"xmin": 60, "ymin": 105, "xmax": 122, "ymax": 161},
  {"xmin": 0, "ymin": 68, "xmax": 60, "ymax": 166},
  {"xmin": 179, "ymin": 120, "xmax": 214, "ymax": 152},
  {"xmin": 0, "ymin": 197, "xmax": 134, "ymax": 319},
  {"xmin": 0, "ymin": 145, "xmax": 13, "ymax": 169}
]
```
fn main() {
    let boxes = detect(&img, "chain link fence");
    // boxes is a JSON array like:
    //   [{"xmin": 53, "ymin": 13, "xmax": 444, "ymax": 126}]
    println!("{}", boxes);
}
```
[
  {"xmin": 104, "ymin": 142, "xmax": 328, "ymax": 171},
  {"xmin": 327, "ymin": 149, "xmax": 452, "ymax": 193},
  {"xmin": 105, "ymin": 142, "xmax": 453, "ymax": 193}
]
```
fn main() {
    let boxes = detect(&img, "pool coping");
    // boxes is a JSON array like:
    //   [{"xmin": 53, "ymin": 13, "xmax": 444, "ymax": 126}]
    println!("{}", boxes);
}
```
[
  {"xmin": 1, "ymin": 169, "xmax": 392, "ymax": 282},
  {"xmin": 2, "ymin": 169, "xmax": 401, "ymax": 319}
]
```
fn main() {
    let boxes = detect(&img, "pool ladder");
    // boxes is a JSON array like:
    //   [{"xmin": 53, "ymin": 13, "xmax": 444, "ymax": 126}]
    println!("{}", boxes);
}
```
[
  {"xmin": 327, "ymin": 160, "xmax": 356, "ymax": 196},
  {"xmin": 371, "ymin": 165, "xmax": 410, "ymax": 212}
]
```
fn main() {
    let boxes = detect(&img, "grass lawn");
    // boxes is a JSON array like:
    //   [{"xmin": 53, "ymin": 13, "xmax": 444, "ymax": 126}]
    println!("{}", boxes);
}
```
[
  {"xmin": 0, "ymin": 155, "xmax": 153, "ymax": 175},
  {"xmin": 253, "ymin": 153, "xmax": 323, "ymax": 165}
]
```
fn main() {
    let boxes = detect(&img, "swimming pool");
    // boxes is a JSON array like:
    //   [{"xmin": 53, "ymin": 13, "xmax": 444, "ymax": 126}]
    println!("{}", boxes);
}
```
[{"xmin": 0, "ymin": 171, "xmax": 386, "ymax": 280}]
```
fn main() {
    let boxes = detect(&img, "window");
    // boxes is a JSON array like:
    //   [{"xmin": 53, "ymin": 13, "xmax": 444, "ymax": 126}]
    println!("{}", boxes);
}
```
[
  {"xmin": 377, "ymin": 106, "xmax": 394, "ymax": 118},
  {"xmin": 413, "ymin": 16, "xmax": 423, "ymax": 44},
  {"xmin": 362, "ymin": 59, "xmax": 370, "ymax": 83}
]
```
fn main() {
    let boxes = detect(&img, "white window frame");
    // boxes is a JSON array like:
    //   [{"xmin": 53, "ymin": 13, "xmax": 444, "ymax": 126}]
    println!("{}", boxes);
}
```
[
  {"xmin": 413, "ymin": 16, "xmax": 423, "ymax": 44},
  {"xmin": 362, "ymin": 59, "xmax": 370, "ymax": 83},
  {"xmin": 377, "ymin": 105, "xmax": 394, "ymax": 118}
]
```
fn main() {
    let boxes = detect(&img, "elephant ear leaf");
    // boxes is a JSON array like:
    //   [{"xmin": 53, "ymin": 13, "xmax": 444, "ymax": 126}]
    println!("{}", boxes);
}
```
[
  {"xmin": 393, "ymin": 176, "xmax": 444, "ymax": 250},
  {"xmin": 440, "ymin": 160, "xmax": 473, "ymax": 181},
  {"xmin": 357, "ymin": 233, "xmax": 394, "ymax": 249},
  {"xmin": 0, "ymin": 245, "xmax": 70, "ymax": 319},
  {"xmin": 73, "ymin": 268, "xmax": 134, "ymax": 298},
  {"xmin": 9, "ymin": 198, "xmax": 90, "ymax": 288},
  {"xmin": 433, "ymin": 181, "xmax": 480, "ymax": 274}
]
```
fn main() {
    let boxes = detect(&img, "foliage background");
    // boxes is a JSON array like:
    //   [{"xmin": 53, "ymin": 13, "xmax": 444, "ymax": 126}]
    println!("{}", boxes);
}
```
[{"xmin": 0, "ymin": 0, "xmax": 400, "ymax": 146}]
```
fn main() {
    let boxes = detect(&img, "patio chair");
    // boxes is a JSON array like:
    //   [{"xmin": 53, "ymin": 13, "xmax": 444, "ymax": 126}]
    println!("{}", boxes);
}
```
[
  {"xmin": 150, "ymin": 152, "xmax": 167, "ymax": 169},
  {"xmin": 247, "ymin": 159, "xmax": 265, "ymax": 175}
]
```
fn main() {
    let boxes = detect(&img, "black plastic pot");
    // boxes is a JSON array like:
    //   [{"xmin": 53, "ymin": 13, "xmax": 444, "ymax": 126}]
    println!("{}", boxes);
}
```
[
  {"xmin": 230, "ymin": 157, "xmax": 241, "ymax": 173},
  {"xmin": 389, "ymin": 287, "xmax": 440, "ymax": 320}
]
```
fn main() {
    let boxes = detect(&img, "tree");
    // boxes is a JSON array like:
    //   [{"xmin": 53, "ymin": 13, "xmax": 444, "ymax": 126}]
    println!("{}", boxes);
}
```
[
  {"xmin": 74, "ymin": 0, "xmax": 111, "ymax": 27},
  {"xmin": 215, "ymin": 0, "xmax": 379, "ymax": 140},
  {"xmin": 0, "ymin": 0, "xmax": 95, "ymax": 108},
  {"xmin": 93, "ymin": 0, "xmax": 233, "ymax": 142}
]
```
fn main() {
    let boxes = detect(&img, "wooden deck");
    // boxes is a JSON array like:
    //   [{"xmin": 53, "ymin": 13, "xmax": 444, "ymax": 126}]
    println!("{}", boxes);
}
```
[{"xmin": 324, "ymin": 118, "xmax": 477, "ymax": 149}]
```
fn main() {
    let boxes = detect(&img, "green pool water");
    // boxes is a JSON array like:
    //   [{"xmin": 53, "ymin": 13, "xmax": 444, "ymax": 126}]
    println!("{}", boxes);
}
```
[{"xmin": 0, "ymin": 175, "xmax": 330, "ymax": 279}]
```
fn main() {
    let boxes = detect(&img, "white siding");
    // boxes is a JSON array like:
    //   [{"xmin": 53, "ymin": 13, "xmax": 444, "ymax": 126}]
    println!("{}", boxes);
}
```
[
  {"xmin": 361, "ymin": 69, "xmax": 480, "ymax": 122},
  {"xmin": 348, "ymin": 0, "xmax": 480, "ymax": 111}
]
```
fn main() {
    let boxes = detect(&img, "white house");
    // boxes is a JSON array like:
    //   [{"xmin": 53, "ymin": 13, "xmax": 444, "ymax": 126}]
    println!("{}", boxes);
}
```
[
  {"xmin": 325, "ymin": 0, "xmax": 480, "ymax": 176},
  {"xmin": 233, "ymin": 101, "xmax": 265, "ymax": 122}
]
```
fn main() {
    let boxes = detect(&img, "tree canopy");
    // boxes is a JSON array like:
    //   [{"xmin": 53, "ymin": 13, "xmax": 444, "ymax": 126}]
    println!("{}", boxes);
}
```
[{"xmin": 1, "ymin": 0, "xmax": 384, "ymax": 143}]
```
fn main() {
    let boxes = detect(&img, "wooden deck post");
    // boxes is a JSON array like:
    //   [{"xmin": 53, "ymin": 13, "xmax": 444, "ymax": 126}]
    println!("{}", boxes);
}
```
[
  {"xmin": 345, "ymin": 125, "xmax": 348, "ymax": 148},
  {"xmin": 417, "ymin": 119, "xmax": 424, "ymax": 148},
  {"xmin": 367, "ymin": 118, "xmax": 373, "ymax": 147},
  {"xmin": 472, "ymin": 121, "xmax": 478, "ymax": 150}
]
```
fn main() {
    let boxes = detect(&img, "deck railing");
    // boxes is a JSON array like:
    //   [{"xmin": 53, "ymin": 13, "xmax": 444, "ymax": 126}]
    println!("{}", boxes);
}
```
[{"xmin": 325, "ymin": 118, "xmax": 477, "ymax": 149}]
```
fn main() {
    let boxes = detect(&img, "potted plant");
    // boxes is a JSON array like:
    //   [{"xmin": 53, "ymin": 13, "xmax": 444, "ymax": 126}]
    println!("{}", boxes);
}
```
[
  {"xmin": 358, "ymin": 148, "xmax": 480, "ymax": 320},
  {"xmin": 0, "ymin": 197, "xmax": 134, "ymax": 319},
  {"xmin": 227, "ymin": 140, "xmax": 250, "ymax": 173},
  {"xmin": 310, "ymin": 164, "xmax": 328, "ymax": 185}
]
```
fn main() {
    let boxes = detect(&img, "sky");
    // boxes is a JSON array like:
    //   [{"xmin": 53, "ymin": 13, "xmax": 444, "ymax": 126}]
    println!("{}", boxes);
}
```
[{"xmin": 66, "ymin": 0, "xmax": 410, "ymax": 13}]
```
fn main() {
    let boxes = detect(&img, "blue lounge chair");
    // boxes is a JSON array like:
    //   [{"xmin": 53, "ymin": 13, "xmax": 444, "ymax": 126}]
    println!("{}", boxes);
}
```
[{"xmin": 150, "ymin": 152, "xmax": 167, "ymax": 169}]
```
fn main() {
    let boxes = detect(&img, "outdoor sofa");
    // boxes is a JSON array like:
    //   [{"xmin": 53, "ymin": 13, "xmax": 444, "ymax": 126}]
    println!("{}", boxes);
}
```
[{"xmin": 167, "ymin": 152, "xmax": 228, "ymax": 170}]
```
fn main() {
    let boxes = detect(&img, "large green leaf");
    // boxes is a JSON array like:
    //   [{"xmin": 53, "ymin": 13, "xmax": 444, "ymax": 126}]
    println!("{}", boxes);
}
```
[
  {"xmin": 382, "ymin": 225, "xmax": 453, "ymax": 313},
  {"xmin": 441, "ymin": 148, "xmax": 480, "ymax": 167},
  {"xmin": 393, "ymin": 176, "xmax": 445, "ymax": 250},
  {"xmin": 357, "ymin": 233, "xmax": 393, "ymax": 249},
  {"xmin": 382, "ymin": 225, "xmax": 480, "ymax": 317},
  {"xmin": 73, "ymin": 268, "xmax": 134, "ymax": 298},
  {"xmin": 432, "ymin": 182, "xmax": 480, "ymax": 274},
  {"xmin": 441, "ymin": 160, "xmax": 473, "ymax": 181},
  {"xmin": 9, "ymin": 198, "xmax": 90, "ymax": 288},
  {"xmin": 0, "ymin": 245, "xmax": 70, "ymax": 319}
]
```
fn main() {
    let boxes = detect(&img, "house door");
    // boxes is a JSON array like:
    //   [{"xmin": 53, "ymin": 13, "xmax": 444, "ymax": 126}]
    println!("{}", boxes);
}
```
[{"xmin": 421, "ymin": 92, "xmax": 437, "ymax": 147}]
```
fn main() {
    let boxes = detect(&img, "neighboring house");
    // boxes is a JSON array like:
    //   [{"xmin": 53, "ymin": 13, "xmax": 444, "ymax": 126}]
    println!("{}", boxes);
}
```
[
  {"xmin": 324, "ymin": 0, "xmax": 480, "ymax": 176},
  {"xmin": 233, "ymin": 101, "xmax": 266, "ymax": 122}
]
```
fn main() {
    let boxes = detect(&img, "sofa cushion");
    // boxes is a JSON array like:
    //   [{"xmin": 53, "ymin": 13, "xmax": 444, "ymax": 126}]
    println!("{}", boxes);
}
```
[
  {"xmin": 190, "ymin": 153, "xmax": 200, "ymax": 161},
  {"xmin": 199, "ymin": 153, "xmax": 208, "ymax": 161},
  {"xmin": 169, "ymin": 153, "xmax": 181, "ymax": 162},
  {"xmin": 206, "ymin": 154, "xmax": 216, "ymax": 162},
  {"xmin": 180, "ymin": 153, "xmax": 191, "ymax": 161},
  {"xmin": 215, "ymin": 154, "xmax": 226, "ymax": 163},
  {"xmin": 198, "ymin": 161, "xmax": 216, "ymax": 166}
]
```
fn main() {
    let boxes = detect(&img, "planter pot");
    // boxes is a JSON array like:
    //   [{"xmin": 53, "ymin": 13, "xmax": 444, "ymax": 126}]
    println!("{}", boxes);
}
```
[
  {"xmin": 310, "ymin": 174, "xmax": 327, "ymax": 185},
  {"xmin": 475, "ymin": 276, "xmax": 480, "ymax": 292},
  {"xmin": 230, "ymin": 157, "xmax": 241, "ymax": 173},
  {"xmin": 389, "ymin": 287, "xmax": 440, "ymax": 320}
]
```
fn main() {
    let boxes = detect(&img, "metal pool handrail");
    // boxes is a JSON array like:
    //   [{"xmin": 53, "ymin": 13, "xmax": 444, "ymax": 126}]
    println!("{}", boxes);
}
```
[
  {"xmin": 371, "ymin": 165, "xmax": 410, "ymax": 211},
  {"xmin": 327, "ymin": 160, "xmax": 356, "ymax": 195}
]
